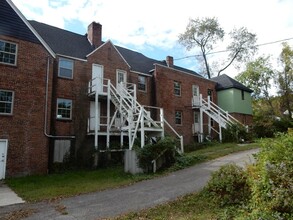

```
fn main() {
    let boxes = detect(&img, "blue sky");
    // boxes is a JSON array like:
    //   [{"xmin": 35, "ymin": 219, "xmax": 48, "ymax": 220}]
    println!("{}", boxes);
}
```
[{"xmin": 11, "ymin": 0, "xmax": 293, "ymax": 79}]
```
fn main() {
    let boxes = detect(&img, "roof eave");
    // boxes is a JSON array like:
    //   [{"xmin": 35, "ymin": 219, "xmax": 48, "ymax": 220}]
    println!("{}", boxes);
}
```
[{"xmin": 6, "ymin": 0, "xmax": 56, "ymax": 58}]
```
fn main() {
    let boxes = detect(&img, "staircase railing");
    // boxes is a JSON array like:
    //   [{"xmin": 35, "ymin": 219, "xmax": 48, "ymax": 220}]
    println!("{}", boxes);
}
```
[{"xmin": 199, "ymin": 94, "xmax": 243, "ymax": 128}]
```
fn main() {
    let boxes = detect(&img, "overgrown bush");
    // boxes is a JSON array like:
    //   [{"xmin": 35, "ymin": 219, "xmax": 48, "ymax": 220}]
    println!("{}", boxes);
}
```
[
  {"xmin": 135, "ymin": 136, "xmax": 178, "ymax": 172},
  {"xmin": 170, "ymin": 154, "xmax": 207, "ymax": 171},
  {"xmin": 222, "ymin": 123, "xmax": 251, "ymax": 143},
  {"xmin": 204, "ymin": 164, "xmax": 250, "ymax": 207},
  {"xmin": 245, "ymin": 133, "xmax": 293, "ymax": 218}
]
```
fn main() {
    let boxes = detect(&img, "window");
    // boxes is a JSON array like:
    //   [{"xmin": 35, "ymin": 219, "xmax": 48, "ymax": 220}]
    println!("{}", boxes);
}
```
[
  {"xmin": 192, "ymin": 85, "xmax": 199, "ymax": 97},
  {"xmin": 207, "ymin": 89, "xmax": 213, "ymax": 101},
  {"xmin": 116, "ymin": 70, "xmax": 126, "ymax": 87},
  {"xmin": 58, "ymin": 58, "xmax": 73, "ymax": 79},
  {"xmin": 57, "ymin": 98, "xmax": 72, "ymax": 120},
  {"xmin": 175, "ymin": 111, "xmax": 182, "ymax": 125},
  {"xmin": 0, "ymin": 40, "xmax": 17, "ymax": 65},
  {"xmin": 241, "ymin": 90, "xmax": 245, "ymax": 100},
  {"xmin": 138, "ymin": 75, "xmax": 146, "ymax": 91},
  {"xmin": 174, "ymin": 81, "xmax": 181, "ymax": 96},
  {"xmin": 0, "ymin": 90, "xmax": 14, "ymax": 115}
]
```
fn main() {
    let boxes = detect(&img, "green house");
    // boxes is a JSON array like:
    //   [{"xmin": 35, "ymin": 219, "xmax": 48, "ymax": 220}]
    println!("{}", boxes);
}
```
[{"xmin": 211, "ymin": 74, "xmax": 253, "ymax": 125}]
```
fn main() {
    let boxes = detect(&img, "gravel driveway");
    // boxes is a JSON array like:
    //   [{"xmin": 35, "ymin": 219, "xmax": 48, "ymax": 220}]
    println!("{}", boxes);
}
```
[{"xmin": 0, "ymin": 148, "xmax": 259, "ymax": 220}]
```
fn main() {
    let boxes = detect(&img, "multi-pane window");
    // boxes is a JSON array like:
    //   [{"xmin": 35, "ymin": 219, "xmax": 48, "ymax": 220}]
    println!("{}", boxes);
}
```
[
  {"xmin": 138, "ymin": 75, "xmax": 146, "ymax": 91},
  {"xmin": 58, "ymin": 58, "xmax": 73, "ymax": 79},
  {"xmin": 174, "ymin": 81, "xmax": 181, "ymax": 96},
  {"xmin": 116, "ymin": 70, "xmax": 126, "ymax": 87},
  {"xmin": 57, "ymin": 98, "xmax": 72, "ymax": 119},
  {"xmin": 0, "ymin": 40, "xmax": 17, "ymax": 65},
  {"xmin": 175, "ymin": 111, "xmax": 182, "ymax": 125},
  {"xmin": 0, "ymin": 90, "xmax": 14, "ymax": 115}
]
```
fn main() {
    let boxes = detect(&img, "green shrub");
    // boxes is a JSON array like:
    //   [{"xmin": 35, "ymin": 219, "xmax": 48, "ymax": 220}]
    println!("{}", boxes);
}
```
[
  {"xmin": 247, "ymin": 133, "xmax": 293, "ymax": 217},
  {"xmin": 223, "ymin": 123, "xmax": 251, "ymax": 143},
  {"xmin": 204, "ymin": 164, "xmax": 250, "ymax": 207},
  {"xmin": 170, "ymin": 154, "xmax": 207, "ymax": 171},
  {"xmin": 135, "ymin": 136, "xmax": 178, "ymax": 172}
]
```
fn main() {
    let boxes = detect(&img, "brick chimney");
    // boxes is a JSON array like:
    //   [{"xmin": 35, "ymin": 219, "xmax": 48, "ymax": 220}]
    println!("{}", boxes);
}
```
[
  {"xmin": 87, "ymin": 22, "xmax": 102, "ymax": 47},
  {"xmin": 166, "ymin": 56, "xmax": 173, "ymax": 67}
]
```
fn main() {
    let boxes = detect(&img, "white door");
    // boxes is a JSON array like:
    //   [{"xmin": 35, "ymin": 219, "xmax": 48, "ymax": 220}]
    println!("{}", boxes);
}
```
[
  {"xmin": 0, "ymin": 140, "xmax": 8, "ymax": 180},
  {"xmin": 90, "ymin": 101, "xmax": 100, "ymax": 131},
  {"xmin": 92, "ymin": 64, "xmax": 103, "ymax": 93},
  {"xmin": 192, "ymin": 85, "xmax": 199, "ymax": 106}
]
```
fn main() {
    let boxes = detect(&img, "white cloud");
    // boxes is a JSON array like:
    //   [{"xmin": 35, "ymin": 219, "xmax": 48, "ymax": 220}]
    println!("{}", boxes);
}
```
[{"xmin": 11, "ymin": 0, "xmax": 293, "ymax": 77}]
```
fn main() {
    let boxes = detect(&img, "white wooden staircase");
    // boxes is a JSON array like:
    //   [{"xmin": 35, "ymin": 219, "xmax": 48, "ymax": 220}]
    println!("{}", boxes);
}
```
[
  {"xmin": 192, "ymin": 94, "xmax": 244, "ymax": 141},
  {"xmin": 88, "ymin": 77, "xmax": 184, "ymax": 151}
]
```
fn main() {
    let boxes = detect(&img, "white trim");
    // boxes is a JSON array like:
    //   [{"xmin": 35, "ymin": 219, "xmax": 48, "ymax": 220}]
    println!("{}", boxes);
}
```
[
  {"xmin": 116, "ymin": 69, "xmax": 127, "ymax": 87},
  {"xmin": 56, "ymin": 98, "xmax": 72, "ymax": 120},
  {"xmin": 154, "ymin": 63, "xmax": 216, "ymax": 83},
  {"xmin": 0, "ymin": 39, "xmax": 18, "ymax": 66},
  {"xmin": 58, "ymin": 57, "xmax": 74, "ymax": 79},
  {"xmin": 56, "ymin": 53, "xmax": 87, "ymax": 62},
  {"xmin": 130, "ymin": 70, "xmax": 152, "ymax": 77},
  {"xmin": 0, "ymin": 89, "xmax": 14, "ymax": 115},
  {"xmin": 6, "ymin": 0, "xmax": 56, "ymax": 58},
  {"xmin": 0, "ymin": 139, "xmax": 8, "ymax": 180},
  {"xmin": 86, "ymin": 40, "xmax": 131, "ymax": 68}
]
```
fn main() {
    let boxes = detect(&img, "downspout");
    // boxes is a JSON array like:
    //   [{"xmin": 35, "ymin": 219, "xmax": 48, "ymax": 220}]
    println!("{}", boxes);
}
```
[{"xmin": 44, "ymin": 56, "xmax": 75, "ymax": 139}]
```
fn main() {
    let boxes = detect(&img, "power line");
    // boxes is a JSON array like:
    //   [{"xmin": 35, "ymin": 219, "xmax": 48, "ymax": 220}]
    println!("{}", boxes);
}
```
[{"xmin": 174, "ymin": 37, "xmax": 293, "ymax": 61}]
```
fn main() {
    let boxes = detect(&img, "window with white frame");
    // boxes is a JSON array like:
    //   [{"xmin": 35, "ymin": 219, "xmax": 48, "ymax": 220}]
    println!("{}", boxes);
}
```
[
  {"xmin": 138, "ymin": 75, "xmax": 146, "ymax": 91},
  {"xmin": 175, "ymin": 111, "xmax": 182, "ymax": 125},
  {"xmin": 58, "ymin": 57, "xmax": 73, "ymax": 79},
  {"xmin": 0, "ymin": 90, "xmax": 14, "ymax": 115},
  {"xmin": 57, "ymin": 98, "xmax": 72, "ymax": 119},
  {"xmin": 0, "ymin": 40, "xmax": 17, "ymax": 65},
  {"xmin": 116, "ymin": 70, "xmax": 126, "ymax": 86},
  {"xmin": 174, "ymin": 81, "xmax": 181, "ymax": 96}
]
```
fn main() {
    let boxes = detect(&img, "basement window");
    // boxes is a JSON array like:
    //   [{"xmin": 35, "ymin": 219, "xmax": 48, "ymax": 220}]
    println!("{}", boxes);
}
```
[
  {"xmin": 57, "ymin": 98, "xmax": 72, "ymax": 120},
  {"xmin": 0, "ymin": 40, "xmax": 17, "ymax": 66},
  {"xmin": 58, "ymin": 57, "xmax": 73, "ymax": 79},
  {"xmin": 0, "ymin": 90, "xmax": 14, "ymax": 115}
]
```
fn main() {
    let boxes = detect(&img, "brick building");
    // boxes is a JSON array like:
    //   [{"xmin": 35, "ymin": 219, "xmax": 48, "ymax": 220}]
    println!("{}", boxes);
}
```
[{"xmin": 0, "ymin": 0, "xmax": 253, "ymax": 178}]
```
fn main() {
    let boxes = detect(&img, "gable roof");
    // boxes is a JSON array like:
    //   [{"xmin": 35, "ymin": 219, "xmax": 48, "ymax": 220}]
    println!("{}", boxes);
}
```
[
  {"xmin": 0, "ymin": 0, "xmax": 39, "ymax": 43},
  {"xmin": 29, "ymin": 20, "xmax": 201, "ymax": 77},
  {"xmin": 1, "ymin": 0, "xmax": 55, "ymax": 57},
  {"xmin": 211, "ymin": 74, "xmax": 253, "ymax": 93},
  {"xmin": 29, "ymin": 20, "xmax": 93, "ymax": 60}
]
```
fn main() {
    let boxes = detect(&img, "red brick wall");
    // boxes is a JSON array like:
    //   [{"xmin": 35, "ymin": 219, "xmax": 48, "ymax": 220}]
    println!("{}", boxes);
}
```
[
  {"xmin": 154, "ymin": 64, "xmax": 217, "ymax": 144},
  {"xmin": 0, "ymin": 35, "xmax": 53, "ymax": 177},
  {"xmin": 230, "ymin": 113, "xmax": 253, "ymax": 126},
  {"xmin": 52, "ymin": 56, "xmax": 89, "ymax": 136}
]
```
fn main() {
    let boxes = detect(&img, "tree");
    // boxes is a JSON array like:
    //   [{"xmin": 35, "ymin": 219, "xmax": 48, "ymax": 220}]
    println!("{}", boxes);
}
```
[
  {"xmin": 178, "ymin": 17, "xmax": 258, "ymax": 79},
  {"xmin": 277, "ymin": 43, "xmax": 293, "ymax": 119},
  {"xmin": 236, "ymin": 56, "xmax": 275, "ymax": 100}
]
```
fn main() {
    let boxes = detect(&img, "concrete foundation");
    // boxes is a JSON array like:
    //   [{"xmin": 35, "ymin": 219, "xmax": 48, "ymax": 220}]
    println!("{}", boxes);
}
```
[{"xmin": 124, "ymin": 150, "xmax": 143, "ymax": 174}]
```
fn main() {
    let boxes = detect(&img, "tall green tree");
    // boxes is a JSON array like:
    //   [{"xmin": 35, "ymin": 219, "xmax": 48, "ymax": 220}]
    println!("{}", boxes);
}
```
[
  {"xmin": 178, "ymin": 17, "xmax": 258, "ymax": 79},
  {"xmin": 278, "ymin": 43, "xmax": 293, "ymax": 119},
  {"xmin": 236, "ymin": 56, "xmax": 275, "ymax": 99}
]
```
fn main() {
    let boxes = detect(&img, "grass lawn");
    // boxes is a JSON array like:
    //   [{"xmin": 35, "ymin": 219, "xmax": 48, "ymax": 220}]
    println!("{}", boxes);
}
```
[
  {"xmin": 114, "ymin": 192, "xmax": 223, "ymax": 220},
  {"xmin": 5, "ymin": 142, "xmax": 259, "ymax": 203}
]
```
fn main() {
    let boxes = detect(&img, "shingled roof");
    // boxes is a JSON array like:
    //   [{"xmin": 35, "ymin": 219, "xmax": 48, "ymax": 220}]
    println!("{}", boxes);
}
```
[
  {"xmin": 29, "ymin": 20, "xmax": 201, "ymax": 77},
  {"xmin": 29, "ymin": 20, "xmax": 93, "ymax": 59},
  {"xmin": 211, "ymin": 74, "xmax": 253, "ymax": 93},
  {"xmin": 0, "ymin": 1, "xmax": 40, "ymax": 44}
]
